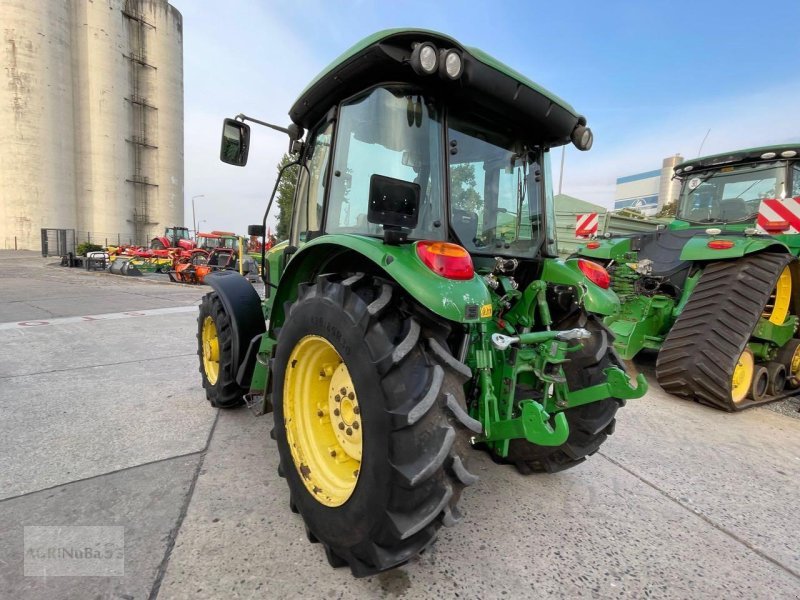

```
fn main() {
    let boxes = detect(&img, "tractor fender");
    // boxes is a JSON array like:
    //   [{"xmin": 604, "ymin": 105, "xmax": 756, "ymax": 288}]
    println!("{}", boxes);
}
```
[
  {"xmin": 540, "ymin": 258, "xmax": 621, "ymax": 317},
  {"xmin": 270, "ymin": 235, "xmax": 492, "ymax": 330},
  {"xmin": 575, "ymin": 236, "xmax": 632, "ymax": 260},
  {"xmin": 205, "ymin": 271, "xmax": 266, "ymax": 379},
  {"xmin": 678, "ymin": 235, "xmax": 789, "ymax": 261}
]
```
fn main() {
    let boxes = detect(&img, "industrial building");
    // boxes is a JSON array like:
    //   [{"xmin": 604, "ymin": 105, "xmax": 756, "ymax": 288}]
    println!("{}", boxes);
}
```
[
  {"xmin": 614, "ymin": 155, "xmax": 683, "ymax": 217},
  {"xmin": 0, "ymin": 0, "xmax": 184, "ymax": 251}
]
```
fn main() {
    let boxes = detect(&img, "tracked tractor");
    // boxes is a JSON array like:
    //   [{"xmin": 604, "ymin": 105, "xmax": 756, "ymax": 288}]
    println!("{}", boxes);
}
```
[
  {"xmin": 577, "ymin": 144, "xmax": 800, "ymax": 410},
  {"xmin": 197, "ymin": 29, "xmax": 645, "ymax": 577}
]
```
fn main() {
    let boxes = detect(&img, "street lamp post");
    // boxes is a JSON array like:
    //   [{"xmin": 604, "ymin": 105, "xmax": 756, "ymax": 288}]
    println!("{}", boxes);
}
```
[{"xmin": 191, "ymin": 194, "xmax": 205, "ymax": 237}]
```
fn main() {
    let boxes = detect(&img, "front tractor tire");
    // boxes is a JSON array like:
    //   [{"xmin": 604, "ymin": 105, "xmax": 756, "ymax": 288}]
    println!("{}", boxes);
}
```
[
  {"xmin": 501, "ymin": 315, "xmax": 624, "ymax": 474},
  {"xmin": 197, "ymin": 293, "xmax": 246, "ymax": 408},
  {"xmin": 272, "ymin": 274, "xmax": 478, "ymax": 577}
]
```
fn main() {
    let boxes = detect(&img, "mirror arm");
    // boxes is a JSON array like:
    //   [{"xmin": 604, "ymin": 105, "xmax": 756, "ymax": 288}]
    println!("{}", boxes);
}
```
[
  {"xmin": 235, "ymin": 113, "xmax": 302, "ymax": 140},
  {"xmin": 260, "ymin": 157, "xmax": 302, "ymax": 291}
]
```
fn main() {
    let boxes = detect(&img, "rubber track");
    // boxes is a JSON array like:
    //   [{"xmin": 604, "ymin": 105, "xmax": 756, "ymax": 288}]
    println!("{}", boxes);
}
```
[{"xmin": 655, "ymin": 252, "xmax": 793, "ymax": 411}]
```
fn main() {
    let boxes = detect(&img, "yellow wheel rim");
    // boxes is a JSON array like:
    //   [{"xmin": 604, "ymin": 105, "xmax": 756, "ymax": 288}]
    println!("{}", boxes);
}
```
[
  {"xmin": 789, "ymin": 345, "xmax": 800, "ymax": 380},
  {"xmin": 763, "ymin": 267, "xmax": 792, "ymax": 325},
  {"xmin": 731, "ymin": 347, "xmax": 754, "ymax": 405},
  {"xmin": 201, "ymin": 316, "xmax": 220, "ymax": 385},
  {"xmin": 283, "ymin": 335, "xmax": 361, "ymax": 507}
]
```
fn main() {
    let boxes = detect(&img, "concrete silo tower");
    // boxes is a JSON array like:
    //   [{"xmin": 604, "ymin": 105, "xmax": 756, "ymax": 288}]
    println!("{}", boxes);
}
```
[
  {"xmin": 0, "ymin": 0, "xmax": 184, "ymax": 251},
  {"xmin": 0, "ymin": 1, "xmax": 79, "ymax": 249}
]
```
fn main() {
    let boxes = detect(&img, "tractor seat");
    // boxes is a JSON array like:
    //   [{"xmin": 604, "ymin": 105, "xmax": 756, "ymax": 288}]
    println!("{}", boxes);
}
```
[
  {"xmin": 635, "ymin": 229, "xmax": 696, "ymax": 286},
  {"xmin": 451, "ymin": 208, "xmax": 478, "ymax": 246},
  {"xmin": 720, "ymin": 198, "xmax": 748, "ymax": 221}
]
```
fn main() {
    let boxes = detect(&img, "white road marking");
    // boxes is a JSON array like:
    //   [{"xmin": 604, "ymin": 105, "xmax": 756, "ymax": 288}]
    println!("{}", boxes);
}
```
[{"xmin": 0, "ymin": 305, "xmax": 198, "ymax": 331}]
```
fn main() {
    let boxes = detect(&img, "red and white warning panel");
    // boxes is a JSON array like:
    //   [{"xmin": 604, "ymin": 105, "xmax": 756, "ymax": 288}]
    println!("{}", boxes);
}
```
[
  {"xmin": 756, "ymin": 197, "xmax": 800, "ymax": 234},
  {"xmin": 575, "ymin": 213, "xmax": 599, "ymax": 239}
]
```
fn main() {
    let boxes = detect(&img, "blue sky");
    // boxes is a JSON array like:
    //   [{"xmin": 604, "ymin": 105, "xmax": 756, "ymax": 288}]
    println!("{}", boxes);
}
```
[{"xmin": 171, "ymin": 0, "xmax": 800, "ymax": 233}]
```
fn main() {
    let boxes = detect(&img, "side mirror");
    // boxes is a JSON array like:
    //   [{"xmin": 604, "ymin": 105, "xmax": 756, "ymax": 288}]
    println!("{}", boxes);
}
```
[
  {"xmin": 220, "ymin": 118, "xmax": 250, "ymax": 166},
  {"xmin": 368, "ymin": 175, "xmax": 420, "ymax": 230},
  {"xmin": 248, "ymin": 224, "xmax": 265, "ymax": 237}
]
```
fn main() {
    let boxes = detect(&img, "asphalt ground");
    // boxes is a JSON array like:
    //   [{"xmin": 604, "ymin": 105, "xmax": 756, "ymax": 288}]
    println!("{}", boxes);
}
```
[{"xmin": 0, "ymin": 250, "xmax": 798, "ymax": 599}]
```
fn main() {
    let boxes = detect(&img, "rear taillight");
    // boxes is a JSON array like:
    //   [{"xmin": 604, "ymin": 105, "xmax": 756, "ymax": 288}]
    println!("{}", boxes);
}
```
[
  {"xmin": 707, "ymin": 240, "xmax": 735, "ymax": 249},
  {"xmin": 585, "ymin": 241, "xmax": 601, "ymax": 249},
  {"xmin": 416, "ymin": 241, "xmax": 474, "ymax": 280},
  {"xmin": 577, "ymin": 259, "xmax": 610, "ymax": 289},
  {"xmin": 761, "ymin": 220, "xmax": 789, "ymax": 232}
]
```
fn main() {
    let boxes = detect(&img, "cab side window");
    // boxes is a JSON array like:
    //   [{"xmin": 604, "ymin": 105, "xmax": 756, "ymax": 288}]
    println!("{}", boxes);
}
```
[
  {"xmin": 325, "ymin": 87, "xmax": 444, "ymax": 240},
  {"xmin": 793, "ymin": 166, "xmax": 800, "ymax": 197},
  {"xmin": 291, "ymin": 121, "xmax": 334, "ymax": 244}
]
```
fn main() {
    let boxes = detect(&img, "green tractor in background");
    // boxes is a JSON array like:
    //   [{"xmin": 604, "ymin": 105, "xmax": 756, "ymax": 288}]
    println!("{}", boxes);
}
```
[
  {"xmin": 198, "ymin": 29, "xmax": 645, "ymax": 577},
  {"xmin": 577, "ymin": 145, "xmax": 800, "ymax": 410}
]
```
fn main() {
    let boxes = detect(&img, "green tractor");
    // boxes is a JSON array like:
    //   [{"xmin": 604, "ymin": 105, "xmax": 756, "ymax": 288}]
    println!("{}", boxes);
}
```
[
  {"xmin": 577, "ymin": 144, "xmax": 800, "ymax": 410},
  {"xmin": 198, "ymin": 29, "xmax": 646, "ymax": 576}
]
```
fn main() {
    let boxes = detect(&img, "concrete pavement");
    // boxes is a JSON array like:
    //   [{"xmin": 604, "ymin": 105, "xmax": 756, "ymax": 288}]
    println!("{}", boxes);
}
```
[{"xmin": 1, "ymin": 252, "xmax": 798, "ymax": 599}]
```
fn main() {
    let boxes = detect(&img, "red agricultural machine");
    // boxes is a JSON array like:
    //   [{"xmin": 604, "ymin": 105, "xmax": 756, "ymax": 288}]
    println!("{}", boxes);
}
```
[
  {"xmin": 109, "ymin": 226, "xmax": 206, "ymax": 276},
  {"xmin": 170, "ymin": 232, "xmax": 252, "ymax": 284},
  {"xmin": 151, "ymin": 226, "xmax": 196, "ymax": 252}
]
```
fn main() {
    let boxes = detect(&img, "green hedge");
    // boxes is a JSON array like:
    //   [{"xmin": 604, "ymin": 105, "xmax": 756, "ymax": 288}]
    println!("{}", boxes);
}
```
[{"xmin": 76, "ymin": 242, "xmax": 103, "ymax": 256}]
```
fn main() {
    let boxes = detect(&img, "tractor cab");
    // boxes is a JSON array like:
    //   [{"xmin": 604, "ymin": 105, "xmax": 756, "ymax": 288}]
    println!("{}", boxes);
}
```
[
  {"xmin": 166, "ymin": 226, "xmax": 192, "ymax": 242},
  {"xmin": 196, "ymin": 232, "xmax": 221, "ymax": 250},
  {"xmin": 197, "ymin": 231, "xmax": 241, "ymax": 250},
  {"xmin": 211, "ymin": 231, "xmax": 241, "ymax": 251},
  {"xmin": 671, "ymin": 144, "xmax": 800, "ymax": 235},
  {"xmin": 152, "ymin": 226, "xmax": 195, "ymax": 251},
  {"xmin": 221, "ymin": 30, "xmax": 597, "ymax": 288},
  {"xmin": 292, "ymin": 85, "xmax": 555, "ymax": 259}
]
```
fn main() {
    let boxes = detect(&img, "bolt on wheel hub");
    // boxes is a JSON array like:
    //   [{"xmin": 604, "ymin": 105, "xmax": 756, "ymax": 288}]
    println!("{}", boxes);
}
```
[{"xmin": 328, "ymin": 365, "xmax": 362, "ymax": 461}]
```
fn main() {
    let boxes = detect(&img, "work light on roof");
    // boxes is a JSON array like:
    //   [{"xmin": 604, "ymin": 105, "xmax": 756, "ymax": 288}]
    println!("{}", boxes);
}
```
[
  {"xmin": 570, "ymin": 124, "xmax": 594, "ymax": 151},
  {"xmin": 761, "ymin": 152, "xmax": 777, "ymax": 159},
  {"xmin": 411, "ymin": 42, "xmax": 438, "ymax": 75},
  {"xmin": 781, "ymin": 150, "xmax": 797, "ymax": 158},
  {"xmin": 441, "ymin": 49, "xmax": 463, "ymax": 79}
]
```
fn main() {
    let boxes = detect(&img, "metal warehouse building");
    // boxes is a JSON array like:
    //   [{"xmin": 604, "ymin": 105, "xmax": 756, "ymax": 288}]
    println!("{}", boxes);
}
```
[{"xmin": 0, "ymin": 0, "xmax": 184, "ymax": 251}]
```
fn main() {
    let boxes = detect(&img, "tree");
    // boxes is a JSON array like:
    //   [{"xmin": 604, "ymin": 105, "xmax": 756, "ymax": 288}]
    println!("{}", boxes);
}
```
[
  {"xmin": 656, "ymin": 201, "xmax": 677, "ymax": 219},
  {"xmin": 450, "ymin": 163, "xmax": 482, "ymax": 213},
  {"xmin": 275, "ymin": 153, "xmax": 298, "ymax": 241}
]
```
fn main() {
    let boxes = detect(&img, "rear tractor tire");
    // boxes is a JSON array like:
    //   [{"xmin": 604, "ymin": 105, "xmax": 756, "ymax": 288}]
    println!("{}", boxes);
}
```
[
  {"xmin": 500, "ymin": 315, "xmax": 625, "ymax": 475},
  {"xmin": 656, "ymin": 252, "xmax": 795, "ymax": 410},
  {"xmin": 197, "ymin": 292, "xmax": 246, "ymax": 408},
  {"xmin": 272, "ymin": 273, "xmax": 479, "ymax": 577}
]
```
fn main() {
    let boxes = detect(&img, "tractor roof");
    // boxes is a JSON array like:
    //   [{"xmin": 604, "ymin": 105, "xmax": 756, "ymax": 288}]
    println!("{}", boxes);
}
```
[
  {"xmin": 289, "ymin": 28, "xmax": 585, "ymax": 148},
  {"xmin": 675, "ymin": 143, "xmax": 800, "ymax": 174}
]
